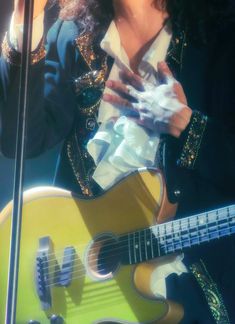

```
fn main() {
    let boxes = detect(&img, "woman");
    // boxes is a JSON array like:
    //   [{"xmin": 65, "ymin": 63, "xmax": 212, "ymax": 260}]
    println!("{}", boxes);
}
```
[{"xmin": 1, "ymin": 0, "xmax": 235, "ymax": 322}]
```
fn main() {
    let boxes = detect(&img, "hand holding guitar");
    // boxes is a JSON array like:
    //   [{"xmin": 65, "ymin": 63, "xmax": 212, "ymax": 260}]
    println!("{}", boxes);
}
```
[{"xmin": 104, "ymin": 62, "xmax": 192, "ymax": 138}]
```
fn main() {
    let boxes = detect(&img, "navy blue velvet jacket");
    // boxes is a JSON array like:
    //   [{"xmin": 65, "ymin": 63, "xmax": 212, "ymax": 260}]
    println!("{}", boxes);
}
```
[{"xmin": 1, "ymin": 18, "xmax": 235, "ymax": 321}]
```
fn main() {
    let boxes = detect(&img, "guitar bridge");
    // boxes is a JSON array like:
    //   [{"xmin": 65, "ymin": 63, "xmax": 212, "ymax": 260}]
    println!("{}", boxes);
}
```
[{"xmin": 35, "ymin": 237, "xmax": 53, "ymax": 310}]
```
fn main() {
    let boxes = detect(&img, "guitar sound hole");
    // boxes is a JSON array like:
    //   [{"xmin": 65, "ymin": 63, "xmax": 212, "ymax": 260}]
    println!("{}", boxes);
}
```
[
  {"xmin": 87, "ymin": 235, "xmax": 121, "ymax": 280},
  {"xmin": 97, "ymin": 238, "xmax": 120, "ymax": 276}
]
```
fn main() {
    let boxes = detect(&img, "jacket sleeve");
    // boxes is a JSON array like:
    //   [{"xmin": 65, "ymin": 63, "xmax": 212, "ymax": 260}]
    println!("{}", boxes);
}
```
[
  {"xmin": 176, "ymin": 37, "xmax": 235, "ymax": 197},
  {"xmin": 0, "ymin": 19, "xmax": 77, "ymax": 158}
]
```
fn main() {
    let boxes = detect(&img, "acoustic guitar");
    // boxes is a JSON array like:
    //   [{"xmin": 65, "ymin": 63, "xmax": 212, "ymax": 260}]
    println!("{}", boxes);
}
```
[{"xmin": 0, "ymin": 169, "xmax": 234, "ymax": 323}]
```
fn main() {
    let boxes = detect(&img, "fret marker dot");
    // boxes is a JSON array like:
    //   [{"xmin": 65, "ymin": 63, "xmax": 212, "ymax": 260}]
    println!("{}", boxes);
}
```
[
  {"xmin": 135, "ymin": 245, "xmax": 139, "ymax": 249},
  {"xmin": 147, "ymin": 241, "xmax": 150, "ymax": 245}
]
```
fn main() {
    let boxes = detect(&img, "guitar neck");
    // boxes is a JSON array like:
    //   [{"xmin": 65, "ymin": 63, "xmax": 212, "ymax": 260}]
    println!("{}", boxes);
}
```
[{"xmin": 121, "ymin": 204, "xmax": 235, "ymax": 265}]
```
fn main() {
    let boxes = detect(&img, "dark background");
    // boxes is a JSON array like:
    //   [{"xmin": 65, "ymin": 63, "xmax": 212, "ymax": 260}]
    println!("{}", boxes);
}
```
[{"xmin": 0, "ymin": 0, "xmax": 61, "ymax": 210}]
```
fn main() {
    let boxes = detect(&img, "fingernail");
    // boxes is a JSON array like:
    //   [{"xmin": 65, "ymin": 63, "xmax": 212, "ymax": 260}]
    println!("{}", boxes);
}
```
[
  {"xmin": 159, "ymin": 61, "xmax": 166, "ymax": 68},
  {"xmin": 103, "ymin": 94, "xmax": 110, "ymax": 101},
  {"xmin": 106, "ymin": 80, "xmax": 113, "ymax": 87}
]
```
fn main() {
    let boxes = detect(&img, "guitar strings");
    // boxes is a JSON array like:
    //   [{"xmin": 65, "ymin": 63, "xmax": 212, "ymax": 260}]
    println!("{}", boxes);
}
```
[
  {"xmin": 44, "ymin": 210, "xmax": 234, "ymax": 276},
  {"xmin": 44, "ymin": 222, "xmax": 235, "ymax": 288},
  {"xmin": 40, "ymin": 206, "xmax": 235, "ymax": 265},
  {"xmin": 40, "ymin": 209, "xmax": 235, "ymax": 280},
  {"xmin": 40, "ymin": 205, "xmax": 235, "ymax": 262},
  {"xmin": 41, "ymin": 217, "xmax": 235, "ymax": 286}
]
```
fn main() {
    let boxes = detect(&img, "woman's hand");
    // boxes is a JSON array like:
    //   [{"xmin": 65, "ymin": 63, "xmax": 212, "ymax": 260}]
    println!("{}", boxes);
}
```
[
  {"xmin": 103, "ymin": 62, "xmax": 192, "ymax": 138},
  {"xmin": 14, "ymin": 0, "xmax": 48, "ymax": 23}
]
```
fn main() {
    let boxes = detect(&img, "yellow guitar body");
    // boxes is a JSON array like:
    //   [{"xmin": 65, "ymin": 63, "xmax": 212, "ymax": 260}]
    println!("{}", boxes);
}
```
[{"xmin": 0, "ymin": 170, "xmax": 183, "ymax": 324}]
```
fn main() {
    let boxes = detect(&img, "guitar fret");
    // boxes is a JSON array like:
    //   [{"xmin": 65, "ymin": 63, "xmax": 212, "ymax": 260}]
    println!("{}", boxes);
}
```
[
  {"xmin": 184, "ymin": 218, "xmax": 191, "ymax": 247},
  {"xmin": 205, "ymin": 212, "xmax": 209, "ymax": 241},
  {"xmin": 138, "ymin": 231, "xmax": 142, "ymax": 262},
  {"xmin": 197, "ymin": 213, "xmax": 209, "ymax": 243},
  {"xmin": 150, "ymin": 231, "xmax": 154, "ymax": 259},
  {"xmin": 188, "ymin": 216, "xmax": 200, "ymax": 245},
  {"xmin": 179, "ymin": 220, "xmax": 183, "ymax": 250},
  {"xmin": 172, "ymin": 221, "xmax": 181, "ymax": 251},
  {"xmin": 156, "ymin": 226, "xmax": 162, "ymax": 256},
  {"xmin": 164, "ymin": 224, "xmax": 168, "ymax": 252},
  {"xmin": 187, "ymin": 218, "xmax": 191, "ymax": 247},
  {"xmin": 144, "ymin": 229, "xmax": 148, "ymax": 260},
  {"xmin": 158, "ymin": 224, "xmax": 165, "ymax": 254},
  {"xmin": 133, "ymin": 232, "xmax": 137, "ymax": 264},
  {"xmin": 166, "ymin": 221, "xmax": 175, "ymax": 253},
  {"xmin": 215, "ymin": 210, "xmax": 219, "ymax": 234},
  {"xmin": 173, "ymin": 223, "xmax": 178, "ymax": 252},
  {"xmin": 196, "ymin": 215, "xmax": 201, "ymax": 244},
  {"xmin": 227, "ymin": 207, "xmax": 232, "ymax": 235},
  {"xmin": 182, "ymin": 221, "xmax": 193, "ymax": 247},
  {"xmin": 146, "ymin": 229, "xmax": 153, "ymax": 259},
  {"xmin": 208, "ymin": 211, "xmax": 219, "ymax": 240}
]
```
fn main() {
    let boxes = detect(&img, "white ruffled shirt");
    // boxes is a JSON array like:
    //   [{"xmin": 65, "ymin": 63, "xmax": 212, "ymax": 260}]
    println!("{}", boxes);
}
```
[{"xmin": 87, "ymin": 21, "xmax": 172, "ymax": 189}]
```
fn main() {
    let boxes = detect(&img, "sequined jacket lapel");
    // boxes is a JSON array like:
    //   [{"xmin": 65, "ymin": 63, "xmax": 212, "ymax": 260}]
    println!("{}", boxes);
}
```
[{"xmin": 65, "ymin": 33, "xmax": 113, "ymax": 196}]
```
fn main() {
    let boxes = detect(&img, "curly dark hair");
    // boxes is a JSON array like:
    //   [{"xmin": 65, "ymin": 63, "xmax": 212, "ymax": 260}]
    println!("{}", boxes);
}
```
[{"xmin": 58, "ymin": 0, "xmax": 234, "ymax": 44}]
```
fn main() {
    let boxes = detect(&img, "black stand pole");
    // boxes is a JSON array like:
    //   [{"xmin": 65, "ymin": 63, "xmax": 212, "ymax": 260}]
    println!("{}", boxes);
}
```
[{"xmin": 5, "ymin": 0, "xmax": 34, "ymax": 323}]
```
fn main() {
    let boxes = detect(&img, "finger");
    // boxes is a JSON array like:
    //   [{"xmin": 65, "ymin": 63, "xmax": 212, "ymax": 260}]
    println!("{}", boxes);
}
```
[
  {"xmin": 169, "ymin": 114, "xmax": 190, "ymax": 132},
  {"xmin": 153, "ymin": 120, "xmax": 180, "ymax": 137},
  {"xmin": 174, "ymin": 106, "xmax": 192, "ymax": 125},
  {"xmin": 154, "ymin": 113, "xmax": 190, "ymax": 138},
  {"xmin": 106, "ymin": 80, "xmax": 130, "ymax": 96},
  {"xmin": 173, "ymin": 83, "xmax": 188, "ymax": 105},
  {"xmin": 158, "ymin": 61, "xmax": 176, "ymax": 85},
  {"xmin": 106, "ymin": 80, "xmax": 139, "ymax": 102},
  {"xmin": 120, "ymin": 69, "xmax": 145, "ymax": 91},
  {"xmin": 103, "ymin": 93, "xmax": 132, "ymax": 108},
  {"xmin": 103, "ymin": 93, "xmax": 139, "ymax": 116},
  {"xmin": 158, "ymin": 61, "xmax": 173, "ymax": 77}
]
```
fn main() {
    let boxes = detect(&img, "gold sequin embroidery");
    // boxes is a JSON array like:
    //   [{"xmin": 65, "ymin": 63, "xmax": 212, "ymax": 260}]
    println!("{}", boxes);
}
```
[
  {"xmin": 190, "ymin": 260, "xmax": 230, "ymax": 324},
  {"xmin": 1, "ymin": 33, "xmax": 46, "ymax": 66},
  {"xmin": 75, "ymin": 34, "xmax": 97, "ymax": 69},
  {"xmin": 178, "ymin": 111, "xmax": 208, "ymax": 169},
  {"xmin": 67, "ymin": 133, "xmax": 93, "ymax": 197},
  {"xmin": 67, "ymin": 33, "xmax": 110, "ymax": 193},
  {"xmin": 166, "ymin": 30, "xmax": 187, "ymax": 73}
]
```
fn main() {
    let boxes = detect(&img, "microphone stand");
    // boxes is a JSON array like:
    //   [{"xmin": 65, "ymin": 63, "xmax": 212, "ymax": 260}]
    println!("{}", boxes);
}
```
[{"xmin": 5, "ymin": 0, "xmax": 34, "ymax": 323}]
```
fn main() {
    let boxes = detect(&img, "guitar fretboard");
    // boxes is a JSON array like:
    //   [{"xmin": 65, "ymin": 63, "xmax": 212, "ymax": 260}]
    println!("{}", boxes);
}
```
[{"xmin": 120, "ymin": 205, "xmax": 235, "ymax": 265}]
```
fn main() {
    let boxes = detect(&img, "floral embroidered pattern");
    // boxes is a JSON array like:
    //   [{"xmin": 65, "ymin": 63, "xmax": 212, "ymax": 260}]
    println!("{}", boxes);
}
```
[
  {"xmin": 190, "ymin": 260, "xmax": 230, "ymax": 324},
  {"xmin": 178, "ymin": 111, "xmax": 208, "ymax": 169}
]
